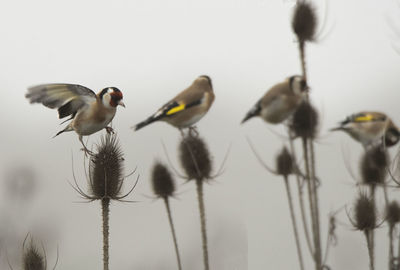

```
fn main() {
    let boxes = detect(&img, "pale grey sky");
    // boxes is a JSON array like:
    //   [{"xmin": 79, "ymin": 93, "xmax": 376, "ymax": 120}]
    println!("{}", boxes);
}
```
[{"xmin": 1, "ymin": 0, "xmax": 400, "ymax": 269}]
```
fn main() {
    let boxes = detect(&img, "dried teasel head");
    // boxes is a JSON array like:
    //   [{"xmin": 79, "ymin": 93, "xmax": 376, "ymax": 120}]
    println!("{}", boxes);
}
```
[
  {"xmin": 179, "ymin": 135, "xmax": 212, "ymax": 181},
  {"xmin": 276, "ymin": 147, "xmax": 293, "ymax": 177},
  {"xmin": 151, "ymin": 162, "xmax": 176, "ymax": 199},
  {"xmin": 292, "ymin": 0, "xmax": 317, "ymax": 43},
  {"xmin": 360, "ymin": 146, "xmax": 388, "ymax": 186},
  {"xmin": 386, "ymin": 201, "xmax": 400, "ymax": 226},
  {"xmin": 89, "ymin": 134, "xmax": 125, "ymax": 199},
  {"xmin": 23, "ymin": 242, "xmax": 45, "ymax": 270},
  {"xmin": 352, "ymin": 193, "xmax": 377, "ymax": 231},
  {"xmin": 289, "ymin": 101, "xmax": 319, "ymax": 139}
]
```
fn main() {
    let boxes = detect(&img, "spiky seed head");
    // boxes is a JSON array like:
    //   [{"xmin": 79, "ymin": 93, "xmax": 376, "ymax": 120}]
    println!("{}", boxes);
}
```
[
  {"xmin": 289, "ymin": 101, "xmax": 319, "ymax": 139},
  {"xmin": 90, "ymin": 134, "xmax": 124, "ymax": 199},
  {"xmin": 276, "ymin": 147, "xmax": 293, "ymax": 177},
  {"xmin": 386, "ymin": 201, "xmax": 400, "ymax": 226},
  {"xmin": 360, "ymin": 146, "xmax": 388, "ymax": 186},
  {"xmin": 179, "ymin": 135, "xmax": 212, "ymax": 181},
  {"xmin": 292, "ymin": 1, "xmax": 317, "ymax": 43},
  {"xmin": 23, "ymin": 243, "xmax": 45, "ymax": 270},
  {"xmin": 353, "ymin": 193, "xmax": 376, "ymax": 231},
  {"xmin": 151, "ymin": 162, "xmax": 176, "ymax": 198}
]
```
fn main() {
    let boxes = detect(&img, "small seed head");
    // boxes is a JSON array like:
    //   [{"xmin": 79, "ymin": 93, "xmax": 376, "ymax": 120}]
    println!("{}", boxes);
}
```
[
  {"xmin": 276, "ymin": 147, "xmax": 293, "ymax": 177},
  {"xmin": 289, "ymin": 101, "xmax": 319, "ymax": 139},
  {"xmin": 90, "ymin": 134, "xmax": 124, "ymax": 199},
  {"xmin": 179, "ymin": 135, "xmax": 212, "ymax": 181},
  {"xmin": 353, "ymin": 193, "xmax": 377, "ymax": 231},
  {"xmin": 23, "ymin": 243, "xmax": 45, "ymax": 270},
  {"xmin": 151, "ymin": 162, "xmax": 176, "ymax": 198},
  {"xmin": 386, "ymin": 201, "xmax": 400, "ymax": 226},
  {"xmin": 292, "ymin": 1, "xmax": 317, "ymax": 43}
]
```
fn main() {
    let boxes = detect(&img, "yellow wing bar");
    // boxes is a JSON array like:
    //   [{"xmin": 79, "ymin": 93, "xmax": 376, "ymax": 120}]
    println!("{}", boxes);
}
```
[{"xmin": 166, "ymin": 104, "xmax": 185, "ymax": 115}]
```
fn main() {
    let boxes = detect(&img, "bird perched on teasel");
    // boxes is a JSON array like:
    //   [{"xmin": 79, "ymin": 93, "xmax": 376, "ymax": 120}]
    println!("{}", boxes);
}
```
[
  {"xmin": 241, "ymin": 75, "xmax": 309, "ymax": 124},
  {"xmin": 133, "ymin": 75, "xmax": 215, "ymax": 134},
  {"xmin": 330, "ymin": 111, "xmax": 400, "ymax": 148},
  {"xmin": 25, "ymin": 84, "xmax": 125, "ymax": 154}
]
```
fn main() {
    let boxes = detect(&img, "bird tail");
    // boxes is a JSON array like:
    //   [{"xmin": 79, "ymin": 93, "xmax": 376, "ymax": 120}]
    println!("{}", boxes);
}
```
[
  {"xmin": 241, "ymin": 106, "xmax": 260, "ymax": 124},
  {"xmin": 133, "ymin": 116, "xmax": 158, "ymax": 131},
  {"xmin": 329, "ymin": 127, "xmax": 344, "ymax": 132},
  {"xmin": 53, "ymin": 124, "xmax": 73, "ymax": 138}
]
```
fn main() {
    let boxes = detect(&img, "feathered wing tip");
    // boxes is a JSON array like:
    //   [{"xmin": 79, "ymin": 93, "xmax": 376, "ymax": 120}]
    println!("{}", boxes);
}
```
[{"xmin": 133, "ymin": 116, "xmax": 158, "ymax": 131}]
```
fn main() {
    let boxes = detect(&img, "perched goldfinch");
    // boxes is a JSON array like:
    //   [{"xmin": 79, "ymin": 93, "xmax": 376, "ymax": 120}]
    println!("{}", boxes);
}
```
[
  {"xmin": 241, "ymin": 75, "xmax": 308, "ymax": 124},
  {"xmin": 330, "ymin": 111, "xmax": 400, "ymax": 148},
  {"xmin": 133, "ymin": 75, "xmax": 214, "ymax": 132},
  {"xmin": 26, "ymin": 84, "xmax": 125, "ymax": 154}
]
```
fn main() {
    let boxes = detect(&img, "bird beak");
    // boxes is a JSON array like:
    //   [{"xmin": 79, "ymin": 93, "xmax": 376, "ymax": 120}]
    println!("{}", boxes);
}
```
[{"xmin": 118, "ymin": 100, "xmax": 126, "ymax": 108}]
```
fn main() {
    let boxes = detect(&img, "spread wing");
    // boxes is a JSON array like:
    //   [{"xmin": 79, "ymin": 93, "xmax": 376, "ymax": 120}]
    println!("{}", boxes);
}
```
[{"xmin": 26, "ymin": 84, "xmax": 97, "ymax": 119}]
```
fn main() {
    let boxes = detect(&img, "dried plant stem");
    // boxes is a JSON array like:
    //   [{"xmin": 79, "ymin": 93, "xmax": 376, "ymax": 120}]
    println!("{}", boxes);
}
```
[
  {"xmin": 164, "ymin": 198, "xmax": 183, "ymax": 270},
  {"xmin": 309, "ymin": 140, "xmax": 322, "ymax": 268},
  {"xmin": 302, "ymin": 138, "xmax": 321, "ymax": 270},
  {"xmin": 288, "ymin": 136, "xmax": 314, "ymax": 257},
  {"xmin": 397, "ymin": 230, "xmax": 400, "ymax": 270},
  {"xmin": 365, "ymin": 230, "xmax": 375, "ymax": 270},
  {"xmin": 298, "ymin": 42, "xmax": 307, "ymax": 82},
  {"xmin": 369, "ymin": 186, "xmax": 376, "ymax": 270},
  {"xmin": 389, "ymin": 225, "xmax": 394, "ymax": 270},
  {"xmin": 284, "ymin": 176, "xmax": 305, "ymax": 270},
  {"xmin": 102, "ymin": 198, "xmax": 110, "ymax": 270},
  {"xmin": 196, "ymin": 179, "xmax": 209, "ymax": 270}
]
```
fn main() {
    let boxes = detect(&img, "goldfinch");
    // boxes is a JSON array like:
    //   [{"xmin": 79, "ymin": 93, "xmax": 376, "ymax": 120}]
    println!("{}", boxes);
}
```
[
  {"xmin": 133, "ymin": 75, "xmax": 214, "ymax": 132},
  {"xmin": 241, "ymin": 75, "xmax": 308, "ymax": 124},
  {"xmin": 26, "ymin": 84, "xmax": 125, "ymax": 154},
  {"xmin": 330, "ymin": 111, "xmax": 400, "ymax": 148}
]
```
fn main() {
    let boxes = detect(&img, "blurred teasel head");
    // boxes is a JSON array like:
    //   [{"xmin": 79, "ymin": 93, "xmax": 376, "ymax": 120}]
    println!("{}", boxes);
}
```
[
  {"xmin": 360, "ymin": 146, "xmax": 388, "ymax": 186},
  {"xmin": 151, "ymin": 162, "xmax": 176, "ymax": 199},
  {"xmin": 23, "ymin": 241, "xmax": 46, "ymax": 270},
  {"xmin": 289, "ymin": 101, "xmax": 319, "ymax": 139},
  {"xmin": 386, "ymin": 201, "xmax": 400, "ymax": 227},
  {"xmin": 352, "ymin": 193, "xmax": 377, "ymax": 231},
  {"xmin": 292, "ymin": 0, "xmax": 317, "ymax": 43},
  {"xmin": 89, "ymin": 134, "xmax": 125, "ymax": 200},
  {"xmin": 179, "ymin": 135, "xmax": 212, "ymax": 181},
  {"xmin": 276, "ymin": 147, "xmax": 294, "ymax": 177}
]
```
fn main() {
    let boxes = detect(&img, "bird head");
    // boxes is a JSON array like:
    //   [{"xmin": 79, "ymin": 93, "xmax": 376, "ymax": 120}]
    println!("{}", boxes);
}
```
[
  {"xmin": 197, "ymin": 75, "xmax": 213, "ymax": 90},
  {"xmin": 289, "ymin": 75, "xmax": 309, "ymax": 95},
  {"xmin": 100, "ymin": 87, "xmax": 125, "ymax": 108},
  {"xmin": 385, "ymin": 124, "xmax": 400, "ymax": 147}
]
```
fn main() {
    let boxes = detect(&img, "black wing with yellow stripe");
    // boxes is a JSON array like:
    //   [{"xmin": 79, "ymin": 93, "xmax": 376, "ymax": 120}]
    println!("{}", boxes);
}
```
[
  {"xmin": 133, "ymin": 99, "xmax": 202, "ymax": 131},
  {"xmin": 342, "ymin": 112, "xmax": 387, "ymax": 125}
]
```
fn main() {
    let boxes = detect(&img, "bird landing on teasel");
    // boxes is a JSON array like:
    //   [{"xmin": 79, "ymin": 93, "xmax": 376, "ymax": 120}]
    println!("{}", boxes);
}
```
[
  {"xmin": 26, "ymin": 84, "xmax": 125, "ymax": 155},
  {"xmin": 330, "ymin": 111, "xmax": 400, "ymax": 149},
  {"xmin": 132, "ymin": 75, "xmax": 215, "ymax": 136},
  {"xmin": 241, "ymin": 75, "xmax": 309, "ymax": 125}
]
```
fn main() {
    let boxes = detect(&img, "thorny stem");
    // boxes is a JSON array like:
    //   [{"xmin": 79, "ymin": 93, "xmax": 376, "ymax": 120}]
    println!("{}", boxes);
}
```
[
  {"xmin": 389, "ymin": 225, "xmax": 394, "ymax": 270},
  {"xmin": 164, "ymin": 198, "xmax": 183, "ymax": 270},
  {"xmin": 309, "ymin": 140, "xmax": 322, "ymax": 269},
  {"xmin": 288, "ymin": 135, "xmax": 314, "ymax": 257},
  {"xmin": 302, "ymin": 138, "xmax": 321, "ymax": 270},
  {"xmin": 196, "ymin": 179, "xmax": 209, "ymax": 270},
  {"xmin": 365, "ymin": 230, "xmax": 375, "ymax": 270},
  {"xmin": 102, "ymin": 198, "xmax": 110, "ymax": 270},
  {"xmin": 369, "ymin": 186, "xmax": 376, "ymax": 270},
  {"xmin": 284, "ymin": 176, "xmax": 305, "ymax": 270}
]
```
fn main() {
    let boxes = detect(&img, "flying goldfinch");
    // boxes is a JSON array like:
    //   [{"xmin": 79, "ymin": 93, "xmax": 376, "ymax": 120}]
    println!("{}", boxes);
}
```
[
  {"xmin": 330, "ymin": 111, "xmax": 400, "ymax": 148},
  {"xmin": 133, "ymin": 75, "xmax": 215, "ymax": 131},
  {"xmin": 26, "ymin": 84, "xmax": 125, "ymax": 154},
  {"xmin": 241, "ymin": 75, "xmax": 308, "ymax": 124}
]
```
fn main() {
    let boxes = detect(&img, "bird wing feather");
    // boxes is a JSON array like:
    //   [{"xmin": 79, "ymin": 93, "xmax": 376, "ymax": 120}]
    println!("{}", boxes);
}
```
[{"xmin": 26, "ymin": 84, "xmax": 97, "ymax": 119}]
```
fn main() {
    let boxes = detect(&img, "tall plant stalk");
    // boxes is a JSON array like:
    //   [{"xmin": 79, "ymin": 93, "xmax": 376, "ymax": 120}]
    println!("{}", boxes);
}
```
[
  {"xmin": 102, "ymin": 198, "xmax": 110, "ymax": 270},
  {"xmin": 164, "ymin": 198, "xmax": 183, "ymax": 270}
]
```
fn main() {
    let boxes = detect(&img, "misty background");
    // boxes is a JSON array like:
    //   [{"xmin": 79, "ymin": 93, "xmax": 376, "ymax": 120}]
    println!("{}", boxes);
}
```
[{"xmin": 1, "ymin": 0, "xmax": 400, "ymax": 269}]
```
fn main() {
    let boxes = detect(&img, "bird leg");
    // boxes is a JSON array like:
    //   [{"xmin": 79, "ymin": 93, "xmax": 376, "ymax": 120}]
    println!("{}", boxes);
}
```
[
  {"xmin": 188, "ymin": 126, "xmax": 199, "ymax": 137},
  {"xmin": 105, "ymin": 126, "xmax": 115, "ymax": 134},
  {"xmin": 79, "ymin": 136, "xmax": 93, "ymax": 156}
]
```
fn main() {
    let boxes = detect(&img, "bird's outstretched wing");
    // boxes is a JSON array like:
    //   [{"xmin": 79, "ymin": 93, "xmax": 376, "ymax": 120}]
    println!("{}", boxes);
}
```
[{"xmin": 26, "ymin": 84, "xmax": 97, "ymax": 120}]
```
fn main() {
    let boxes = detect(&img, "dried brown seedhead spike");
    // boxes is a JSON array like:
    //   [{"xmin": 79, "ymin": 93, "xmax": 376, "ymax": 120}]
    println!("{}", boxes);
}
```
[
  {"xmin": 179, "ymin": 135, "xmax": 212, "ymax": 181},
  {"xmin": 23, "ymin": 242, "xmax": 45, "ymax": 270},
  {"xmin": 90, "ymin": 134, "xmax": 124, "ymax": 199},
  {"xmin": 289, "ymin": 101, "xmax": 319, "ymax": 139},
  {"xmin": 386, "ymin": 201, "xmax": 400, "ymax": 226},
  {"xmin": 276, "ymin": 147, "xmax": 293, "ymax": 177},
  {"xmin": 292, "ymin": 1, "xmax": 317, "ymax": 43},
  {"xmin": 354, "ymin": 193, "xmax": 377, "ymax": 231},
  {"xmin": 360, "ymin": 146, "xmax": 388, "ymax": 186},
  {"xmin": 151, "ymin": 162, "xmax": 176, "ymax": 198}
]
